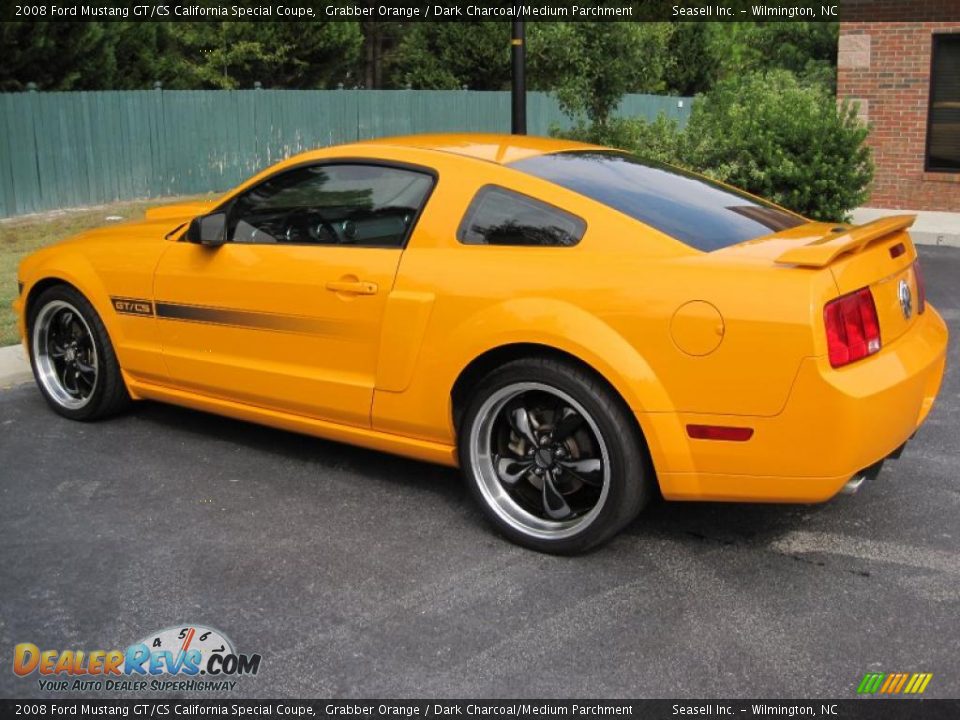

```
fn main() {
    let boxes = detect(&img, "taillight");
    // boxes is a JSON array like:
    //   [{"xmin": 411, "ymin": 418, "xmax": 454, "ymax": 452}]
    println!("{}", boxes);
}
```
[
  {"xmin": 824, "ymin": 288, "xmax": 881, "ymax": 368},
  {"xmin": 914, "ymin": 259, "xmax": 926, "ymax": 315}
]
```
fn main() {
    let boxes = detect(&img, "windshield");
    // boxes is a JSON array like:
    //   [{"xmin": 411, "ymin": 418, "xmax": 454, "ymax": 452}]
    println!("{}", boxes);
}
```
[{"xmin": 509, "ymin": 150, "xmax": 805, "ymax": 251}]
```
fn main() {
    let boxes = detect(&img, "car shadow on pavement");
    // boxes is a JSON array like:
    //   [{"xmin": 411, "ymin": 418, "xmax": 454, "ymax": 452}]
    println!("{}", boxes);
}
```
[
  {"xmin": 626, "ymin": 497, "xmax": 824, "ymax": 550},
  {"xmin": 127, "ymin": 397, "xmax": 833, "ymax": 554},
  {"xmin": 128, "ymin": 398, "xmax": 469, "ymax": 498}
]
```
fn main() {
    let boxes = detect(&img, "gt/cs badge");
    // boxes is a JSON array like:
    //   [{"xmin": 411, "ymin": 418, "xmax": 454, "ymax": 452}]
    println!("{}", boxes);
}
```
[{"xmin": 111, "ymin": 297, "xmax": 154, "ymax": 317}]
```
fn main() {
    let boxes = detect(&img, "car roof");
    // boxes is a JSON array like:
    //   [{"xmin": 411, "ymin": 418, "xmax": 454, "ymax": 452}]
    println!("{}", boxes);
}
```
[{"xmin": 355, "ymin": 133, "xmax": 603, "ymax": 165}]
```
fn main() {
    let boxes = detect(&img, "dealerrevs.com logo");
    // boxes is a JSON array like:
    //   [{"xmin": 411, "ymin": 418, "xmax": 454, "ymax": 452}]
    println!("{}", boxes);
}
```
[{"xmin": 13, "ymin": 625, "xmax": 261, "ymax": 693}]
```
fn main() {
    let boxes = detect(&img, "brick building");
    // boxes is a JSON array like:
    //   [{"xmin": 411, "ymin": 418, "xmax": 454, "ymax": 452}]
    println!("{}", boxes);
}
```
[{"xmin": 838, "ymin": 2, "xmax": 959, "ymax": 212}]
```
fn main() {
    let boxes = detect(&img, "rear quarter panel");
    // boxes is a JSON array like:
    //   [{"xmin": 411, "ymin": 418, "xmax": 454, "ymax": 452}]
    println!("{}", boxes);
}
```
[{"xmin": 370, "ymin": 153, "xmax": 831, "ymax": 449}]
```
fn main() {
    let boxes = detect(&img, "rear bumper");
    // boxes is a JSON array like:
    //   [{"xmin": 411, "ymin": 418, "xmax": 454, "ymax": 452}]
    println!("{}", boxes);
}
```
[{"xmin": 644, "ymin": 306, "xmax": 949, "ymax": 503}]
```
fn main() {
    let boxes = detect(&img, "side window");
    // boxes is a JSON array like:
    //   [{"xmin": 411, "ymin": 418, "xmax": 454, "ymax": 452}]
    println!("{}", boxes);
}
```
[
  {"xmin": 226, "ymin": 164, "xmax": 434, "ymax": 247},
  {"xmin": 457, "ymin": 186, "xmax": 586, "ymax": 247}
]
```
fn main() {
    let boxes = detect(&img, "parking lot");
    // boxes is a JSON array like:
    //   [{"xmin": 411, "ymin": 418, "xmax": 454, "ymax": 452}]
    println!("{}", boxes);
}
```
[{"xmin": 1, "ymin": 244, "xmax": 958, "ymax": 700}]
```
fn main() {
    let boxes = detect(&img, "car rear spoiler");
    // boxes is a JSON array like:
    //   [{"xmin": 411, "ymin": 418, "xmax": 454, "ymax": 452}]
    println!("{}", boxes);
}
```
[{"xmin": 775, "ymin": 215, "xmax": 916, "ymax": 268}]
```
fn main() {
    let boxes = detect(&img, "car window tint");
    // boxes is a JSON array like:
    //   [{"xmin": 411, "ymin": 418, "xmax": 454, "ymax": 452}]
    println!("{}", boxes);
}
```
[
  {"xmin": 458, "ymin": 186, "xmax": 585, "ymax": 247},
  {"xmin": 226, "ymin": 164, "xmax": 433, "ymax": 247},
  {"xmin": 509, "ymin": 150, "xmax": 805, "ymax": 251}
]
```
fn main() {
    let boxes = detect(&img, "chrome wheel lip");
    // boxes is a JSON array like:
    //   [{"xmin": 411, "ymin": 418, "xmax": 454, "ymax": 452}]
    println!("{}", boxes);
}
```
[
  {"xmin": 469, "ymin": 381, "xmax": 611, "ymax": 541},
  {"xmin": 32, "ymin": 300, "xmax": 98, "ymax": 411}
]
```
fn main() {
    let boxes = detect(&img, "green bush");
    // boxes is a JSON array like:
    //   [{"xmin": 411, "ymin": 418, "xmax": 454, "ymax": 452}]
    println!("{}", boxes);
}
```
[
  {"xmin": 682, "ymin": 70, "xmax": 872, "ymax": 221},
  {"xmin": 558, "ymin": 70, "xmax": 874, "ymax": 222}
]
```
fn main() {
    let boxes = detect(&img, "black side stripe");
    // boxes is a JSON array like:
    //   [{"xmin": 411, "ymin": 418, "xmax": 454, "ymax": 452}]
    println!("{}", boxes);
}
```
[{"xmin": 154, "ymin": 302, "xmax": 353, "ymax": 337}]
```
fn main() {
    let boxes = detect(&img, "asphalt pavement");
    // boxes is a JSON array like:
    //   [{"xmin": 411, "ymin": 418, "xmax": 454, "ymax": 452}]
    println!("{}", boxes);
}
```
[{"xmin": 1, "ymin": 245, "xmax": 958, "ymax": 700}]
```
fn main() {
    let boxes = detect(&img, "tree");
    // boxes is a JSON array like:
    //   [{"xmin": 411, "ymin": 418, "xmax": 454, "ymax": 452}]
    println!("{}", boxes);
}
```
[
  {"xmin": 0, "ymin": 22, "xmax": 115, "ymax": 91},
  {"xmin": 712, "ymin": 22, "xmax": 839, "ymax": 92},
  {"xmin": 386, "ymin": 21, "xmax": 677, "ymax": 119},
  {"xmin": 360, "ymin": 22, "xmax": 406, "ymax": 89},
  {"xmin": 529, "ymin": 23, "xmax": 674, "ymax": 126},
  {"xmin": 0, "ymin": 19, "xmax": 840, "ymax": 98},
  {"xmin": 386, "ymin": 22, "xmax": 511, "ymax": 90},
  {"xmin": 161, "ymin": 22, "xmax": 362, "ymax": 90},
  {"xmin": 107, "ymin": 23, "xmax": 180, "ymax": 90},
  {"xmin": 664, "ymin": 23, "xmax": 720, "ymax": 96}
]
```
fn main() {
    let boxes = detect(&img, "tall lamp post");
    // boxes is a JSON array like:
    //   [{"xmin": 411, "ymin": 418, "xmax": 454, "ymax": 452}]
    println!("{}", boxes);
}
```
[{"xmin": 511, "ymin": 21, "xmax": 526, "ymax": 135}]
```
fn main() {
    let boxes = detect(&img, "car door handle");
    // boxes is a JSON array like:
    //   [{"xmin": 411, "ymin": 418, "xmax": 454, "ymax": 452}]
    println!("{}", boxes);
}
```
[{"xmin": 325, "ymin": 280, "xmax": 378, "ymax": 295}]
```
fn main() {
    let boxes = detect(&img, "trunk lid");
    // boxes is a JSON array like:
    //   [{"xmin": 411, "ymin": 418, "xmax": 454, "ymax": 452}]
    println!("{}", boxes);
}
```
[
  {"xmin": 774, "ymin": 215, "xmax": 920, "ymax": 347},
  {"xmin": 721, "ymin": 215, "xmax": 922, "ymax": 348},
  {"xmin": 825, "ymin": 230, "xmax": 920, "ymax": 348}
]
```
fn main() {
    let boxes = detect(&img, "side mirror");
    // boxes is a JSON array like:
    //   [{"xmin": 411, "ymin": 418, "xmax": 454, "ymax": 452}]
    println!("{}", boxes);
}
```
[{"xmin": 186, "ymin": 213, "xmax": 227, "ymax": 247}]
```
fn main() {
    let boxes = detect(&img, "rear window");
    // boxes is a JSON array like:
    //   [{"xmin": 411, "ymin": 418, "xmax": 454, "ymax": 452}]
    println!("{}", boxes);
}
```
[{"xmin": 509, "ymin": 150, "xmax": 804, "ymax": 251}]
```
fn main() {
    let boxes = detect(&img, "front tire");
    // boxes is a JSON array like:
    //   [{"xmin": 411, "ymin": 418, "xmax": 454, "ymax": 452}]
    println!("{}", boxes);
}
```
[
  {"xmin": 28, "ymin": 285, "xmax": 130, "ymax": 421},
  {"xmin": 458, "ymin": 357, "xmax": 652, "ymax": 554}
]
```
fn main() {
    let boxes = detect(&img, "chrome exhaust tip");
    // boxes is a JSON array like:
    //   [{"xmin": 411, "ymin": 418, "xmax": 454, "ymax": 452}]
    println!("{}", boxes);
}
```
[
  {"xmin": 841, "ymin": 473, "xmax": 868, "ymax": 495},
  {"xmin": 841, "ymin": 460, "xmax": 885, "ymax": 495}
]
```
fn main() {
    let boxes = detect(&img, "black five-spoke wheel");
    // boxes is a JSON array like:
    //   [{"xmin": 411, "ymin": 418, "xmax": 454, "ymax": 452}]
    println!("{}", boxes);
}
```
[
  {"xmin": 460, "ymin": 357, "xmax": 652, "ymax": 554},
  {"xmin": 28, "ymin": 285, "xmax": 130, "ymax": 421},
  {"xmin": 33, "ymin": 300, "xmax": 99, "ymax": 409},
  {"xmin": 476, "ymin": 384, "xmax": 610, "ymax": 534}
]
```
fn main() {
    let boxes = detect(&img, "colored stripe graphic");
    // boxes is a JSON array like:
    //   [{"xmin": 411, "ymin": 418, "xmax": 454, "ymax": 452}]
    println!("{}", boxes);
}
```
[
  {"xmin": 858, "ymin": 673, "xmax": 885, "ymax": 694},
  {"xmin": 907, "ymin": 673, "xmax": 933, "ymax": 694},
  {"xmin": 892, "ymin": 673, "xmax": 909, "ymax": 693},
  {"xmin": 904, "ymin": 674, "xmax": 920, "ymax": 694},
  {"xmin": 880, "ymin": 674, "xmax": 896, "ymax": 694},
  {"xmin": 857, "ymin": 672, "xmax": 932, "ymax": 695},
  {"xmin": 885, "ymin": 673, "xmax": 907, "ymax": 693}
]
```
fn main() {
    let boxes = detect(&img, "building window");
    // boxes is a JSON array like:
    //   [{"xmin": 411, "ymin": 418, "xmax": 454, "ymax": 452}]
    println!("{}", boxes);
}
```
[{"xmin": 927, "ymin": 34, "xmax": 960, "ymax": 172}]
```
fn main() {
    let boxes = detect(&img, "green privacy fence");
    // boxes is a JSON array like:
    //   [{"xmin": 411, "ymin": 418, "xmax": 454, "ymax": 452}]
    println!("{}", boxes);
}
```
[{"xmin": 0, "ymin": 89, "xmax": 692, "ymax": 218}]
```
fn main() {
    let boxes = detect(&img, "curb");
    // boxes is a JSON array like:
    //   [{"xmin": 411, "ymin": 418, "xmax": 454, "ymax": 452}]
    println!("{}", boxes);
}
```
[
  {"xmin": 909, "ymin": 231, "xmax": 960, "ymax": 248},
  {"xmin": 0, "ymin": 344, "xmax": 32, "ymax": 388},
  {"xmin": 852, "ymin": 208, "xmax": 960, "ymax": 248}
]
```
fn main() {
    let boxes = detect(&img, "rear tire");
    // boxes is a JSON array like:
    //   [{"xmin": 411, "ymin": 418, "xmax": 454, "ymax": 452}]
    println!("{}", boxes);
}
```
[
  {"xmin": 28, "ymin": 284, "xmax": 130, "ymax": 421},
  {"xmin": 458, "ymin": 357, "xmax": 652, "ymax": 554}
]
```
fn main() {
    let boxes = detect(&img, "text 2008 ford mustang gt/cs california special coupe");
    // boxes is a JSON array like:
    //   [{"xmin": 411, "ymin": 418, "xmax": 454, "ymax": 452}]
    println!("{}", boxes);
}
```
[{"xmin": 14, "ymin": 134, "xmax": 948, "ymax": 553}]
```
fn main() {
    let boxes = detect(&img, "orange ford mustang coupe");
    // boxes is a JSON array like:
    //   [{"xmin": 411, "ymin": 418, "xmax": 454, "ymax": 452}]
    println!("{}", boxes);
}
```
[{"xmin": 14, "ymin": 134, "xmax": 949, "ymax": 553}]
